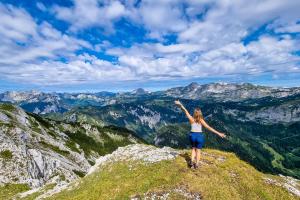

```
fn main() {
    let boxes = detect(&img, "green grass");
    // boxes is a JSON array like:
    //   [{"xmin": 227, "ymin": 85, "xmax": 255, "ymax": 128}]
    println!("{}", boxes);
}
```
[
  {"xmin": 49, "ymin": 160, "xmax": 181, "ymax": 200},
  {"xmin": 65, "ymin": 139, "xmax": 81, "ymax": 153},
  {"xmin": 0, "ymin": 150, "xmax": 13, "ymax": 160},
  {"xmin": 64, "ymin": 128, "xmax": 132, "ymax": 157},
  {"xmin": 39, "ymin": 141, "xmax": 70, "ymax": 157},
  {"xmin": 17, "ymin": 183, "xmax": 57, "ymax": 200},
  {"xmin": 64, "ymin": 130, "xmax": 102, "ymax": 156},
  {"xmin": 0, "ymin": 103, "xmax": 16, "ymax": 112},
  {"xmin": 262, "ymin": 143, "xmax": 285, "ymax": 169},
  {"xmin": 27, "ymin": 113, "xmax": 52, "ymax": 129},
  {"xmin": 0, "ymin": 184, "xmax": 30, "ymax": 200},
  {"xmin": 48, "ymin": 149, "xmax": 298, "ymax": 200},
  {"xmin": 0, "ymin": 121, "xmax": 15, "ymax": 130},
  {"xmin": 27, "ymin": 113, "xmax": 58, "ymax": 138},
  {"xmin": 73, "ymin": 170, "xmax": 86, "ymax": 178},
  {"xmin": 88, "ymin": 160, "xmax": 95, "ymax": 166}
]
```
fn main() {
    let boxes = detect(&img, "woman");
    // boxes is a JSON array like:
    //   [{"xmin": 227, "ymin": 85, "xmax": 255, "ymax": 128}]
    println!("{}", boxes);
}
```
[{"xmin": 175, "ymin": 100, "xmax": 226, "ymax": 169}]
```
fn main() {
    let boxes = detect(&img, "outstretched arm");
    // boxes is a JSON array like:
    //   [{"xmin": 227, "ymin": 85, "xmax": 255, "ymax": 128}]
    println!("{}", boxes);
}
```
[
  {"xmin": 174, "ymin": 100, "xmax": 194, "ymax": 124},
  {"xmin": 200, "ymin": 118, "xmax": 226, "ymax": 138}
]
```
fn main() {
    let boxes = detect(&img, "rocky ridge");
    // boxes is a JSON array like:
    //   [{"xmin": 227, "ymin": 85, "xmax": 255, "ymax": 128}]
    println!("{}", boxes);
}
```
[{"xmin": 164, "ymin": 82, "xmax": 300, "ymax": 101}]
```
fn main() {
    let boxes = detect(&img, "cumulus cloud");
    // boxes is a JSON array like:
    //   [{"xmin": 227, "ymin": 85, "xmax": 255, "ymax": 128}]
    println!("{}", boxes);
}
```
[
  {"xmin": 107, "ymin": 35, "xmax": 300, "ymax": 80},
  {"xmin": 178, "ymin": 0, "xmax": 300, "ymax": 50},
  {"xmin": 0, "ymin": 3, "xmax": 91, "ymax": 59},
  {"xmin": 1, "ymin": 54, "xmax": 134, "ymax": 85},
  {"xmin": 53, "ymin": 0, "xmax": 126, "ymax": 32},
  {"xmin": 0, "ymin": 4, "xmax": 37, "ymax": 41},
  {"xmin": 194, "ymin": 36, "xmax": 300, "ymax": 76},
  {"xmin": 0, "ymin": 1, "xmax": 300, "ymax": 87},
  {"xmin": 135, "ymin": 0, "xmax": 188, "ymax": 39},
  {"xmin": 271, "ymin": 21, "xmax": 300, "ymax": 34}
]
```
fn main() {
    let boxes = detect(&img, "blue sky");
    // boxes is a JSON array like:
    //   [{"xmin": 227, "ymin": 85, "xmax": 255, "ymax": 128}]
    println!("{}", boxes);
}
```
[{"xmin": 0, "ymin": 0, "xmax": 300, "ymax": 92}]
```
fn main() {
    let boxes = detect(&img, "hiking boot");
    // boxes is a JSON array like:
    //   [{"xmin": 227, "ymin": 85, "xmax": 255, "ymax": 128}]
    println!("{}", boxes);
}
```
[
  {"xmin": 194, "ymin": 162, "xmax": 200, "ymax": 169},
  {"xmin": 191, "ymin": 163, "xmax": 195, "ymax": 169},
  {"xmin": 188, "ymin": 160, "xmax": 194, "ymax": 168}
]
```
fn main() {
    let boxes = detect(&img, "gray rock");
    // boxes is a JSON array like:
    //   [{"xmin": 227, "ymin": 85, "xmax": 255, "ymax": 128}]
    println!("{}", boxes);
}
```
[{"xmin": 88, "ymin": 144, "xmax": 179, "ymax": 175}]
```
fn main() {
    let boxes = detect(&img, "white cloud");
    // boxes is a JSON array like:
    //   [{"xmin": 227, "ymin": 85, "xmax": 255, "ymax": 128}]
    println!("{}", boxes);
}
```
[
  {"xmin": 53, "ymin": 0, "xmax": 126, "ymax": 32},
  {"xmin": 106, "ymin": 1, "xmax": 125, "ymax": 19},
  {"xmin": 0, "ymin": 1, "xmax": 300, "ymax": 86},
  {"xmin": 104, "ymin": 35, "xmax": 300, "ymax": 81},
  {"xmin": 136, "ymin": 0, "xmax": 188, "ymax": 38},
  {"xmin": 0, "ymin": 3, "xmax": 90, "ymax": 79},
  {"xmin": 36, "ymin": 2, "xmax": 47, "ymax": 12},
  {"xmin": 192, "ymin": 36, "xmax": 300, "ymax": 76},
  {"xmin": 154, "ymin": 43, "xmax": 203, "ymax": 54},
  {"xmin": 178, "ymin": 0, "xmax": 300, "ymax": 50},
  {"xmin": 273, "ymin": 22, "xmax": 300, "ymax": 33},
  {"xmin": 0, "ymin": 54, "xmax": 135, "ymax": 85},
  {"xmin": 0, "ymin": 4, "xmax": 37, "ymax": 41},
  {"xmin": 52, "ymin": 0, "xmax": 300, "ymax": 46}
]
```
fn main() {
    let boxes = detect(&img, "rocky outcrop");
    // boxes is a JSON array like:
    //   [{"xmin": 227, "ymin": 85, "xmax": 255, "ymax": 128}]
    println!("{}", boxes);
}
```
[
  {"xmin": 0, "ymin": 103, "xmax": 140, "ymax": 190},
  {"xmin": 88, "ymin": 144, "xmax": 178, "ymax": 175},
  {"xmin": 264, "ymin": 175, "xmax": 300, "ymax": 197},
  {"xmin": 0, "ymin": 106, "xmax": 90, "ymax": 188}
]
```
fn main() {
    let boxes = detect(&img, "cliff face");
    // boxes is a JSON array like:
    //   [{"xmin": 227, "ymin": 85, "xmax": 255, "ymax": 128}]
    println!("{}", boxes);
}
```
[{"xmin": 0, "ymin": 103, "xmax": 140, "ymax": 191}]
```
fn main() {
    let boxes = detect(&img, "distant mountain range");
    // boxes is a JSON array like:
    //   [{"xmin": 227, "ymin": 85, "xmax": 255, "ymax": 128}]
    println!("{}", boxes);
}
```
[
  {"xmin": 1, "ymin": 82, "xmax": 300, "ymax": 179},
  {"xmin": 1, "ymin": 82, "xmax": 300, "ymax": 115},
  {"xmin": 0, "ymin": 90, "xmax": 116, "ymax": 114},
  {"xmin": 165, "ymin": 82, "xmax": 300, "ymax": 100}
]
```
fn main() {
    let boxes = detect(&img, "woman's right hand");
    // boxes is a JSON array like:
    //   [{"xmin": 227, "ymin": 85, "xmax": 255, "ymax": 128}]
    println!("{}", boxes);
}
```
[{"xmin": 218, "ymin": 133, "xmax": 226, "ymax": 138}]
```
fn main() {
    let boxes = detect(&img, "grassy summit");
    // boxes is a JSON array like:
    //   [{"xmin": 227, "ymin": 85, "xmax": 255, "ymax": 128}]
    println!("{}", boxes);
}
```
[{"xmin": 37, "ymin": 145, "xmax": 299, "ymax": 200}]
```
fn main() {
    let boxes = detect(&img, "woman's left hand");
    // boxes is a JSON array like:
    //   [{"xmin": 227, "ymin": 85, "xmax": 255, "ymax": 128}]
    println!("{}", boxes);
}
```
[
  {"xmin": 219, "ymin": 133, "xmax": 226, "ymax": 138},
  {"xmin": 174, "ymin": 100, "xmax": 182, "ymax": 106}
]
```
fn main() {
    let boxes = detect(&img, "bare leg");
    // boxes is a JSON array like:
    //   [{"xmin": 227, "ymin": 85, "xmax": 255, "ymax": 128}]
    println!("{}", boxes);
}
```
[
  {"xmin": 196, "ymin": 149, "xmax": 201, "ymax": 164},
  {"xmin": 191, "ymin": 148, "xmax": 196, "ymax": 163}
]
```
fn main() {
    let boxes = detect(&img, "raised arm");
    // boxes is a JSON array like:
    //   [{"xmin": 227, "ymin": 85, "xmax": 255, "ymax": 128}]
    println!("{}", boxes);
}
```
[
  {"xmin": 174, "ymin": 100, "xmax": 194, "ymax": 124},
  {"xmin": 200, "ymin": 118, "xmax": 226, "ymax": 138}
]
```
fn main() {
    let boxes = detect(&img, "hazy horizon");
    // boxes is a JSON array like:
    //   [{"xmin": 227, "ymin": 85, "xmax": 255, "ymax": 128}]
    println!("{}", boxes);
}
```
[{"xmin": 1, "ymin": 80, "xmax": 300, "ymax": 94}]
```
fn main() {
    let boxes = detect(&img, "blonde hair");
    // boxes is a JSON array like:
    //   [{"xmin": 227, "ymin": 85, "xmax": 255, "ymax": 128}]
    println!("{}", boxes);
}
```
[{"xmin": 193, "ymin": 108, "xmax": 203, "ymax": 123}]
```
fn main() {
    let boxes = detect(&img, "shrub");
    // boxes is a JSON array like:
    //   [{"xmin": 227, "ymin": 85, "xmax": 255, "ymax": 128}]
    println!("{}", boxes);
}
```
[{"xmin": 0, "ymin": 150, "xmax": 13, "ymax": 160}]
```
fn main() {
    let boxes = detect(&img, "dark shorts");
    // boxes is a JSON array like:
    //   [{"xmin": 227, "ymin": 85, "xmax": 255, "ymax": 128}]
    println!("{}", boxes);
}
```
[{"xmin": 189, "ymin": 132, "xmax": 205, "ymax": 149}]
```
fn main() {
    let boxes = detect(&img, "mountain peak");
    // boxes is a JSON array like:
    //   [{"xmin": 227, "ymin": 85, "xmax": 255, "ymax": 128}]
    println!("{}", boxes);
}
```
[
  {"xmin": 187, "ymin": 82, "xmax": 199, "ymax": 88},
  {"xmin": 131, "ymin": 88, "xmax": 150, "ymax": 94}
]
